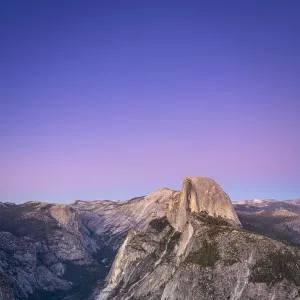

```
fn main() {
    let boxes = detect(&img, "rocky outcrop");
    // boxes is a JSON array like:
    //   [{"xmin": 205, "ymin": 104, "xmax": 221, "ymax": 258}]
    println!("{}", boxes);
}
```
[
  {"xmin": 71, "ymin": 188, "xmax": 177, "ymax": 251},
  {"xmin": 0, "ymin": 202, "xmax": 100, "ymax": 300},
  {"xmin": 96, "ymin": 177, "xmax": 300, "ymax": 300},
  {"xmin": 97, "ymin": 214, "xmax": 300, "ymax": 300},
  {"xmin": 1, "ymin": 177, "xmax": 299, "ymax": 300},
  {"xmin": 0, "ymin": 188, "xmax": 175, "ymax": 299},
  {"xmin": 284, "ymin": 198, "xmax": 300, "ymax": 206},
  {"xmin": 168, "ymin": 177, "xmax": 240, "ymax": 231},
  {"xmin": 0, "ymin": 202, "xmax": 16, "ymax": 208}
]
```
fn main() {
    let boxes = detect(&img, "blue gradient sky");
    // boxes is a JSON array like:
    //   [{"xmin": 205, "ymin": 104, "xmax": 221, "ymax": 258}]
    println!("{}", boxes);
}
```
[{"xmin": 1, "ymin": 1, "xmax": 299, "ymax": 203}]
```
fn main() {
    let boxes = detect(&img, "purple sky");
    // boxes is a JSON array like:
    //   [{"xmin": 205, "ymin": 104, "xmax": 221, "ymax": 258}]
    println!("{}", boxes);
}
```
[{"xmin": 1, "ymin": 1, "xmax": 299, "ymax": 203}]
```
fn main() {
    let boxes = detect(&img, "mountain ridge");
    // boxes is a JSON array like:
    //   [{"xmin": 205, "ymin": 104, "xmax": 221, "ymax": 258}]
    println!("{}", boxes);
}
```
[
  {"xmin": 1, "ymin": 179, "xmax": 300, "ymax": 300},
  {"xmin": 0, "ymin": 188, "xmax": 176, "ymax": 299},
  {"xmin": 95, "ymin": 177, "xmax": 300, "ymax": 300}
]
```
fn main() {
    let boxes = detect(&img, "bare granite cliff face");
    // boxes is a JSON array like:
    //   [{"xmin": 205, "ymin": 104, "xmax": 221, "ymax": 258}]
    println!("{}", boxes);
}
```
[
  {"xmin": 0, "ymin": 202, "xmax": 99, "ymax": 300},
  {"xmin": 96, "ymin": 215, "xmax": 300, "ymax": 300},
  {"xmin": 71, "ymin": 188, "xmax": 177, "ymax": 252},
  {"xmin": 1, "ymin": 178, "xmax": 300, "ymax": 300},
  {"xmin": 0, "ymin": 188, "xmax": 175, "ymax": 300},
  {"xmin": 96, "ymin": 177, "xmax": 300, "ymax": 300},
  {"xmin": 168, "ymin": 177, "xmax": 240, "ymax": 231}
]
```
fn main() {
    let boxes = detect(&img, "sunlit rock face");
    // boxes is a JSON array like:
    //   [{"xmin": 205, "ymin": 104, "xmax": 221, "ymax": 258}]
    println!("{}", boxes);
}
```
[
  {"xmin": 168, "ymin": 176, "xmax": 241, "ymax": 231},
  {"xmin": 71, "ymin": 187, "xmax": 177, "ymax": 251},
  {"xmin": 96, "ymin": 213, "xmax": 300, "ymax": 300},
  {"xmin": 2, "ymin": 176, "xmax": 300, "ymax": 300},
  {"xmin": 96, "ymin": 178, "xmax": 300, "ymax": 300}
]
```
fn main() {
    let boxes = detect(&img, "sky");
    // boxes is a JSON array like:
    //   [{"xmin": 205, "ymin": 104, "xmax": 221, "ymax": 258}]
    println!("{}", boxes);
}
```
[{"xmin": 1, "ymin": 1, "xmax": 299, "ymax": 203}]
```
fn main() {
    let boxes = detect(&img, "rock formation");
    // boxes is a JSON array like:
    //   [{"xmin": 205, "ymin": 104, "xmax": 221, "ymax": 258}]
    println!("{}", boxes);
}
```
[
  {"xmin": 1, "ymin": 177, "xmax": 300, "ymax": 300},
  {"xmin": 96, "ymin": 177, "xmax": 300, "ymax": 300},
  {"xmin": 0, "ymin": 188, "xmax": 175, "ymax": 299},
  {"xmin": 71, "ymin": 187, "xmax": 177, "ymax": 251},
  {"xmin": 168, "ymin": 176, "xmax": 240, "ymax": 231}
]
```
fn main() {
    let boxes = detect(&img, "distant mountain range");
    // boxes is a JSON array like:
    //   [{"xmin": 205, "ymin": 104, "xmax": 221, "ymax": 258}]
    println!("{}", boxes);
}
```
[
  {"xmin": 234, "ymin": 198, "xmax": 300, "ymax": 246},
  {"xmin": 234, "ymin": 198, "xmax": 300, "ymax": 205},
  {"xmin": 0, "ymin": 181, "xmax": 300, "ymax": 300}
]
